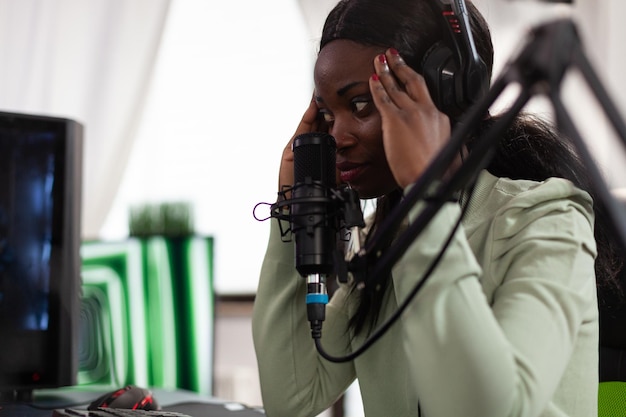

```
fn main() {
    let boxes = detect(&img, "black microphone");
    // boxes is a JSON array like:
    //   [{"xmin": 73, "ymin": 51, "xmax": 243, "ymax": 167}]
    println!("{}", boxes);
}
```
[{"xmin": 290, "ymin": 132, "xmax": 338, "ymax": 330}]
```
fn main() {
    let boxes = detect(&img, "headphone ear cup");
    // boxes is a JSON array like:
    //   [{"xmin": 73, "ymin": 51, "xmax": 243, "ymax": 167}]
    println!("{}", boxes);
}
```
[{"xmin": 421, "ymin": 41, "xmax": 458, "ymax": 117}]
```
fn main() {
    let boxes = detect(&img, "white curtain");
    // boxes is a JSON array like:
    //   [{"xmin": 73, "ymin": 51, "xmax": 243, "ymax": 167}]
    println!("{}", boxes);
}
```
[
  {"xmin": 99, "ymin": 0, "xmax": 315, "ymax": 294},
  {"xmin": 0, "ymin": 0, "xmax": 171, "ymax": 238}
]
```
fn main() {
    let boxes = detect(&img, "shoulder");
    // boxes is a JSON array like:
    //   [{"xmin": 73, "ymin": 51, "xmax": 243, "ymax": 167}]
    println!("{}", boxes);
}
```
[
  {"xmin": 463, "ymin": 172, "xmax": 598, "ymax": 301},
  {"xmin": 465, "ymin": 170, "xmax": 594, "ymax": 226},
  {"xmin": 464, "ymin": 171, "xmax": 596, "ymax": 259}
]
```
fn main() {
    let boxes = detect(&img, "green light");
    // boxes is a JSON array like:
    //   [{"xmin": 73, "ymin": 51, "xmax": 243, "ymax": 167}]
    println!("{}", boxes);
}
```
[
  {"xmin": 144, "ymin": 237, "xmax": 178, "ymax": 388},
  {"xmin": 78, "ymin": 236, "xmax": 214, "ymax": 394}
]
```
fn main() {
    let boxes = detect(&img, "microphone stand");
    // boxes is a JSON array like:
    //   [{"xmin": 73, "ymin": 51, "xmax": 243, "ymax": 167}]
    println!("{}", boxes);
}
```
[
  {"xmin": 350, "ymin": 18, "xmax": 626, "ymax": 286},
  {"xmin": 316, "ymin": 18, "xmax": 626, "ymax": 363}
]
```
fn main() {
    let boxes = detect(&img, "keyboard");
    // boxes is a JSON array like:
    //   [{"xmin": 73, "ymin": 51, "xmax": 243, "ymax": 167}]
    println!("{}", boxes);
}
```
[
  {"xmin": 52, "ymin": 403, "xmax": 265, "ymax": 417},
  {"xmin": 52, "ymin": 409, "xmax": 190, "ymax": 417}
]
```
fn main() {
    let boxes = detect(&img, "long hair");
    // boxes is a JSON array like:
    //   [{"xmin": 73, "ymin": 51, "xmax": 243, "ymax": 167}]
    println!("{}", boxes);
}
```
[{"xmin": 320, "ymin": 0, "xmax": 623, "ymax": 334}]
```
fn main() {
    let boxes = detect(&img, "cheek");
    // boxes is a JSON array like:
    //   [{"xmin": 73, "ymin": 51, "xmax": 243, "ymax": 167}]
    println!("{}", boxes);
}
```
[
  {"xmin": 360, "ymin": 116, "xmax": 399, "ymax": 194},
  {"xmin": 359, "ymin": 116, "xmax": 385, "ymax": 157}
]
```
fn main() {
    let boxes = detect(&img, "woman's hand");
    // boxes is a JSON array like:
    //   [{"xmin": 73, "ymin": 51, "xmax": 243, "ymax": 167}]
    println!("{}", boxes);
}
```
[
  {"xmin": 369, "ymin": 48, "xmax": 451, "ymax": 189},
  {"xmin": 278, "ymin": 95, "xmax": 324, "ymax": 193}
]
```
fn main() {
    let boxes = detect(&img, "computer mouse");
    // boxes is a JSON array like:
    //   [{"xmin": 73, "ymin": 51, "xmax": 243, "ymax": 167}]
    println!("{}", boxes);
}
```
[{"xmin": 88, "ymin": 385, "xmax": 160, "ymax": 411}]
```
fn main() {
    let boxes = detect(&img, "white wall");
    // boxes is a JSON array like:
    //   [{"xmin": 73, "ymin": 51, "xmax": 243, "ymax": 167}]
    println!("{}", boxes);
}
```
[{"xmin": 475, "ymin": 0, "xmax": 626, "ymax": 189}]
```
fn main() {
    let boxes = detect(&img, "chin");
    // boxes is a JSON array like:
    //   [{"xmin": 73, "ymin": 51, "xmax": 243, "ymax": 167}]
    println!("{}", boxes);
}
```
[
  {"xmin": 345, "ymin": 174, "xmax": 399, "ymax": 200},
  {"xmin": 352, "ymin": 185, "xmax": 396, "ymax": 201}
]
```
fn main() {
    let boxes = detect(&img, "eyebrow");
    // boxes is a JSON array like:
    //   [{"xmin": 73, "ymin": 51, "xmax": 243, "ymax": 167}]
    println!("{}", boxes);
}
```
[
  {"xmin": 315, "ymin": 81, "xmax": 367, "ymax": 103},
  {"xmin": 337, "ymin": 81, "xmax": 365, "ymax": 97}
]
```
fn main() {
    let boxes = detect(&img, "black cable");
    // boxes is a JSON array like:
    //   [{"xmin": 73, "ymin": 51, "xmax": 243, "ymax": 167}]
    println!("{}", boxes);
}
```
[
  {"xmin": 311, "ymin": 85, "xmax": 531, "ymax": 362},
  {"xmin": 312, "ymin": 174, "xmax": 477, "ymax": 363}
]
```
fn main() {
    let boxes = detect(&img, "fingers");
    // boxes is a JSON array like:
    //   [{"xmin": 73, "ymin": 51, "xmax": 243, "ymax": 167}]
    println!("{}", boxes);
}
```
[
  {"xmin": 300, "ymin": 95, "xmax": 321, "ymax": 131},
  {"xmin": 285, "ymin": 96, "xmax": 319, "ymax": 153},
  {"xmin": 295, "ymin": 94, "xmax": 324, "ymax": 137},
  {"xmin": 370, "ymin": 48, "xmax": 435, "ymax": 110},
  {"xmin": 369, "ymin": 48, "xmax": 451, "ymax": 189},
  {"xmin": 279, "ymin": 95, "xmax": 321, "ymax": 192}
]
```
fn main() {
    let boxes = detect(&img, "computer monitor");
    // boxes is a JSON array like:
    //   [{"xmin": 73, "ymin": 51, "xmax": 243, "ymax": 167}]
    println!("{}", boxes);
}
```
[{"xmin": 0, "ymin": 111, "xmax": 83, "ymax": 400}]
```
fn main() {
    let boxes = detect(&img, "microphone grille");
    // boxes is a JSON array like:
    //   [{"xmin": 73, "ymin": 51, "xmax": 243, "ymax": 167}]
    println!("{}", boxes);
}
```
[{"xmin": 293, "ymin": 133, "xmax": 336, "ymax": 187}]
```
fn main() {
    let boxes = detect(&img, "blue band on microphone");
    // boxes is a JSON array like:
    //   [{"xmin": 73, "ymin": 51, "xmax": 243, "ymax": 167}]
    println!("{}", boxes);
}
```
[{"xmin": 306, "ymin": 293, "xmax": 329, "ymax": 305}]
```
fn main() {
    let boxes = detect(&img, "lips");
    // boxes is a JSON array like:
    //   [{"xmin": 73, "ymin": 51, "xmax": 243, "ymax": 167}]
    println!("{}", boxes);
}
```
[{"xmin": 336, "ymin": 161, "xmax": 366, "ymax": 184}]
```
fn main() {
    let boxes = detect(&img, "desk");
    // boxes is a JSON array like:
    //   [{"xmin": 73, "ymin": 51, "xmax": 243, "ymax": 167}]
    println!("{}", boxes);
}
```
[{"xmin": 0, "ymin": 387, "xmax": 264, "ymax": 417}]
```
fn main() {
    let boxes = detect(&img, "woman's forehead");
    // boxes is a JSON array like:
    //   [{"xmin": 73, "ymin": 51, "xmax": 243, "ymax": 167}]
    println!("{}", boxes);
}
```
[{"xmin": 314, "ymin": 40, "xmax": 384, "ymax": 85}]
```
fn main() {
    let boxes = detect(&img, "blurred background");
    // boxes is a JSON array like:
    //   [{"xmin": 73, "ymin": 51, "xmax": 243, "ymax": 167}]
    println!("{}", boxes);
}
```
[
  {"xmin": 1, "ymin": 0, "xmax": 625, "ymax": 294},
  {"xmin": 1, "ymin": 0, "xmax": 625, "ymax": 415}
]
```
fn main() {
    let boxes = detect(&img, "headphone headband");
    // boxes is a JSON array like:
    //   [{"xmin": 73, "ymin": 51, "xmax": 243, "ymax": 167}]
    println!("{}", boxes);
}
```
[{"xmin": 422, "ymin": 0, "xmax": 489, "ymax": 118}]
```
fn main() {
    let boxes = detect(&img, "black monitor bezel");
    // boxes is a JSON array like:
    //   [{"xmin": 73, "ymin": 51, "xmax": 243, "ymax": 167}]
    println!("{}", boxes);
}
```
[{"xmin": 0, "ymin": 111, "xmax": 82, "ymax": 396}]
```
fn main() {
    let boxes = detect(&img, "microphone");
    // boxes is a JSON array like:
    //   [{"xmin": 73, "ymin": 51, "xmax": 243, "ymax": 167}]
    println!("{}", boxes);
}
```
[
  {"xmin": 290, "ymin": 132, "xmax": 339, "ymax": 331},
  {"xmin": 254, "ymin": 132, "xmax": 363, "ymax": 336}
]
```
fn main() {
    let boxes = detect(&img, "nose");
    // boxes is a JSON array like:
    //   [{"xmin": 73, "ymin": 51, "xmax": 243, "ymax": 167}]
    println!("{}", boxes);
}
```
[{"xmin": 329, "ymin": 117, "xmax": 357, "ymax": 152}]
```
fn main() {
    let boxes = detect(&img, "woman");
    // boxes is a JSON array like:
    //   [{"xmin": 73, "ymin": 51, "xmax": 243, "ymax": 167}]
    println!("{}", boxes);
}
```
[{"xmin": 252, "ymin": 0, "xmax": 622, "ymax": 416}]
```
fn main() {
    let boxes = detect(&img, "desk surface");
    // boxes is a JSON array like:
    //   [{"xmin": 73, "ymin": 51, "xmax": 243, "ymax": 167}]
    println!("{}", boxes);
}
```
[{"xmin": 0, "ymin": 387, "xmax": 264, "ymax": 417}]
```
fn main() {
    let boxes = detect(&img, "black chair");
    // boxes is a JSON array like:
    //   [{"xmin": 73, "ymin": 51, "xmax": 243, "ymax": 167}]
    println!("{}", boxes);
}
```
[{"xmin": 597, "ymin": 190, "xmax": 626, "ymax": 416}]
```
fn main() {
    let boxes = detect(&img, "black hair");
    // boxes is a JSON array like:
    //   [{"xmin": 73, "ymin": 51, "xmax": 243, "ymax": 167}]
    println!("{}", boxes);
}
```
[
  {"xmin": 320, "ymin": 0, "xmax": 623, "ymax": 335},
  {"xmin": 321, "ymin": 0, "xmax": 493, "ymax": 82}
]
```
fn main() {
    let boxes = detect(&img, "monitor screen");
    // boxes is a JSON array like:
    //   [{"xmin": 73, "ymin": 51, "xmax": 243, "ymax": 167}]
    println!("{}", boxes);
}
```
[{"xmin": 0, "ymin": 111, "xmax": 82, "ymax": 397}]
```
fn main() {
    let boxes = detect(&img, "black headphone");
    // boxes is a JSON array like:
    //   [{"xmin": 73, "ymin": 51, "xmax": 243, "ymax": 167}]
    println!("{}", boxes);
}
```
[{"xmin": 422, "ymin": 0, "xmax": 489, "ymax": 119}]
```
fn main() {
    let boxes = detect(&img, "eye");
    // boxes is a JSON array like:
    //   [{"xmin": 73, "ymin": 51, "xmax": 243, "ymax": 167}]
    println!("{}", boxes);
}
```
[
  {"xmin": 320, "ymin": 110, "xmax": 334, "ymax": 123},
  {"xmin": 351, "ymin": 99, "xmax": 372, "ymax": 115}
]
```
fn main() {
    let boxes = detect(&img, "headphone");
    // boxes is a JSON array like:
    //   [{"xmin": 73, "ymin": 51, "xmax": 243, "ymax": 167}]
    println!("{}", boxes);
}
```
[{"xmin": 422, "ymin": 0, "xmax": 489, "ymax": 119}]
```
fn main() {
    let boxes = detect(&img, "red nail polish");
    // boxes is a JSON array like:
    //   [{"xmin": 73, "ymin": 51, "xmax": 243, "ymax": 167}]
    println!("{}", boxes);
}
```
[
  {"xmin": 389, "ymin": 48, "xmax": 399, "ymax": 56},
  {"xmin": 372, "ymin": 73, "xmax": 380, "ymax": 81},
  {"xmin": 378, "ymin": 54, "xmax": 387, "ymax": 64}
]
